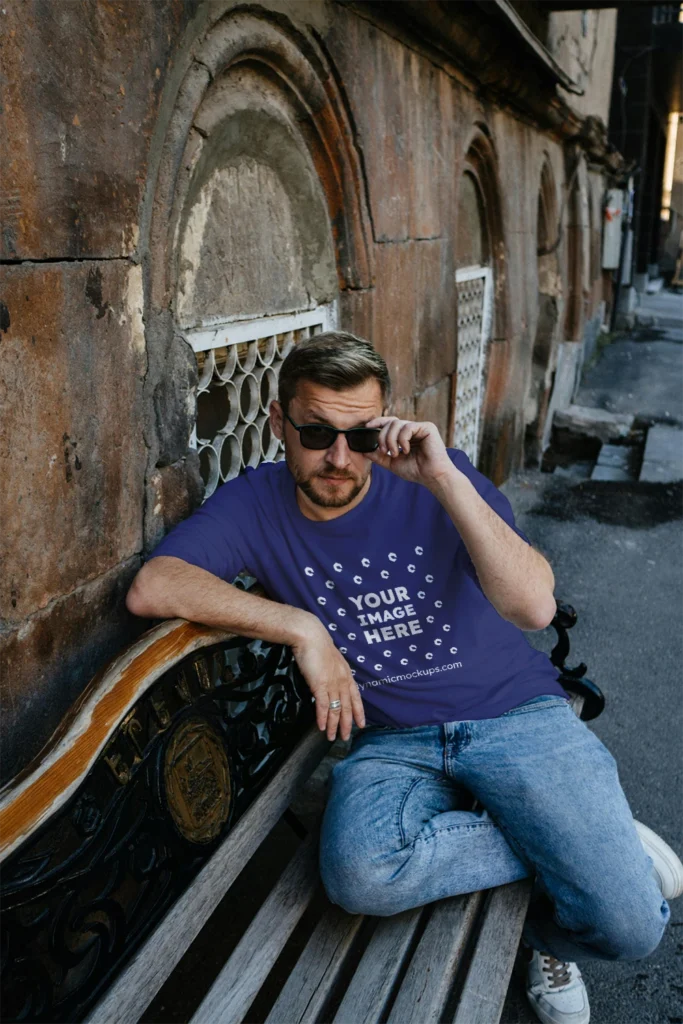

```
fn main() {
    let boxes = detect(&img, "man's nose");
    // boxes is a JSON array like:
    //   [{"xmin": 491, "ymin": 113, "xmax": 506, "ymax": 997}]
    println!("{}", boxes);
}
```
[{"xmin": 325, "ymin": 433, "xmax": 351, "ymax": 467}]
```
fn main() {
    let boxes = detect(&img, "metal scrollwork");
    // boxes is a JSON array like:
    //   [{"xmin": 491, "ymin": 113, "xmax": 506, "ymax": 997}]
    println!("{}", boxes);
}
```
[
  {"xmin": 0, "ymin": 620, "xmax": 312, "ymax": 1022},
  {"xmin": 164, "ymin": 716, "xmax": 232, "ymax": 844}
]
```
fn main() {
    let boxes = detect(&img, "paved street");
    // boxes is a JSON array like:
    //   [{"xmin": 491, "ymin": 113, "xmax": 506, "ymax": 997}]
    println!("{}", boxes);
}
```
[{"xmin": 501, "ymin": 290, "xmax": 683, "ymax": 1024}]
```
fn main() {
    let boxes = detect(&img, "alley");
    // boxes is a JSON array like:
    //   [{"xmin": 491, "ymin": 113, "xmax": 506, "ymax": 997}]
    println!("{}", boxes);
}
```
[{"xmin": 501, "ymin": 291, "xmax": 683, "ymax": 1024}]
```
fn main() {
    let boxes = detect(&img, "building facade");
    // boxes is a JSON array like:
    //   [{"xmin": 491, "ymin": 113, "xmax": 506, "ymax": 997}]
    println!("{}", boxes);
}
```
[{"xmin": 0, "ymin": 0, "xmax": 625, "ymax": 783}]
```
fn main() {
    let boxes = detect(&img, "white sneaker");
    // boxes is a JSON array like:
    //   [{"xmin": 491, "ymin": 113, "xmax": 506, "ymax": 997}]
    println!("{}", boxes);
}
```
[
  {"xmin": 634, "ymin": 820, "xmax": 683, "ymax": 900},
  {"xmin": 526, "ymin": 948, "xmax": 590, "ymax": 1024}
]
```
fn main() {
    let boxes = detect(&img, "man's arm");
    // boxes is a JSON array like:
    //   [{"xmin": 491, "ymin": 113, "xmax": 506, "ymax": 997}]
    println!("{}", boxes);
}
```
[
  {"xmin": 427, "ymin": 469, "xmax": 556, "ymax": 631},
  {"xmin": 364, "ymin": 416, "xmax": 556, "ymax": 632},
  {"xmin": 126, "ymin": 556, "xmax": 365, "ymax": 739}
]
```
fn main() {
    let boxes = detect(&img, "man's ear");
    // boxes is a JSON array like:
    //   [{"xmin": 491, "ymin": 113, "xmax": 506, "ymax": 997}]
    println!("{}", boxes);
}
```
[{"xmin": 269, "ymin": 399, "xmax": 284, "ymax": 441}]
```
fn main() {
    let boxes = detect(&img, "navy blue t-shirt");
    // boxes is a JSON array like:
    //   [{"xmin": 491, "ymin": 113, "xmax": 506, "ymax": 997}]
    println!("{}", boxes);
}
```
[{"xmin": 150, "ymin": 448, "xmax": 569, "ymax": 726}]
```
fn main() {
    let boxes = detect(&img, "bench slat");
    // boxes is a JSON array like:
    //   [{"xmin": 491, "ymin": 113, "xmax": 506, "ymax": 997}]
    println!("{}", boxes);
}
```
[
  {"xmin": 332, "ymin": 907, "xmax": 424, "ymax": 1024},
  {"xmin": 264, "ymin": 902, "xmax": 365, "ymax": 1024},
  {"xmin": 87, "ymin": 725, "xmax": 329, "ymax": 1024},
  {"xmin": 386, "ymin": 891, "xmax": 485, "ymax": 1024},
  {"xmin": 191, "ymin": 832, "xmax": 320, "ymax": 1024},
  {"xmin": 452, "ymin": 879, "xmax": 533, "ymax": 1024}
]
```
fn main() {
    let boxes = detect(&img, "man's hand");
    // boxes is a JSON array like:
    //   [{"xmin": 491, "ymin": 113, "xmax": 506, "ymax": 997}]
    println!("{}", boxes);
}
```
[
  {"xmin": 364, "ymin": 416, "xmax": 453, "ymax": 491},
  {"xmin": 291, "ymin": 623, "xmax": 366, "ymax": 742}
]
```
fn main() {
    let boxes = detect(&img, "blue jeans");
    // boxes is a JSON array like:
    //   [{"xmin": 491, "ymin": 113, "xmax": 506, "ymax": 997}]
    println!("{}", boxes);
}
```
[{"xmin": 319, "ymin": 694, "xmax": 670, "ymax": 963}]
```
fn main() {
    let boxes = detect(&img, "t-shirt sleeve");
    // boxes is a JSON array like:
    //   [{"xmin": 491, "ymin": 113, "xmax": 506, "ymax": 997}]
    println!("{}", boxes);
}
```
[
  {"xmin": 148, "ymin": 476, "xmax": 254, "ymax": 581},
  {"xmin": 446, "ymin": 447, "xmax": 533, "ymax": 546}
]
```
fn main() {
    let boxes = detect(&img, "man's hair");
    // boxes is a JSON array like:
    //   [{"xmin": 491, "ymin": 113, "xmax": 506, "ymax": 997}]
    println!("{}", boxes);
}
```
[{"xmin": 277, "ymin": 331, "xmax": 392, "ymax": 413}]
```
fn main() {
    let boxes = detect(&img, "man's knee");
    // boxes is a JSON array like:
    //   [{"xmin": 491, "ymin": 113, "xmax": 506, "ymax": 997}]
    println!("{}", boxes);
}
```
[
  {"xmin": 319, "ymin": 842, "xmax": 397, "ymax": 916},
  {"xmin": 593, "ymin": 899, "xmax": 669, "ymax": 961}
]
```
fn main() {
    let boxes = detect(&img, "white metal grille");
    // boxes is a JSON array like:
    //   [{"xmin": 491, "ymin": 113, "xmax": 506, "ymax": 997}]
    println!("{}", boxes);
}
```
[
  {"xmin": 453, "ymin": 267, "xmax": 493, "ymax": 467},
  {"xmin": 182, "ymin": 304, "xmax": 338, "ymax": 500}
]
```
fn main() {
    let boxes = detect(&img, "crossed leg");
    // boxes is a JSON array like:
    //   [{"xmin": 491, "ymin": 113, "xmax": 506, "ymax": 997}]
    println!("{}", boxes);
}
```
[{"xmin": 319, "ymin": 704, "xmax": 669, "ymax": 964}]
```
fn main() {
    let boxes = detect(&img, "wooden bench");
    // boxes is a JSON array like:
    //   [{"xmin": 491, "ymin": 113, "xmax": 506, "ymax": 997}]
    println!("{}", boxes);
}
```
[{"xmin": 0, "ymin": 577, "xmax": 603, "ymax": 1024}]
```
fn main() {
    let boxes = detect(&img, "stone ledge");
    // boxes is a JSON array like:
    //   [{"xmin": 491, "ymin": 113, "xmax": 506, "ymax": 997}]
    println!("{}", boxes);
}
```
[{"xmin": 553, "ymin": 404, "xmax": 635, "ymax": 444}]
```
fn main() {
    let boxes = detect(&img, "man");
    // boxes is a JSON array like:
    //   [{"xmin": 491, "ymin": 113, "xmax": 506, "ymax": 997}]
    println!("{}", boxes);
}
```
[{"xmin": 127, "ymin": 331, "xmax": 682, "ymax": 1024}]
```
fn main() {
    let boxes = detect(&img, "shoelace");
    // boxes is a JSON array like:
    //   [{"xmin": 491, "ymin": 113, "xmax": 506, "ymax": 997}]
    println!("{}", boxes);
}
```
[{"xmin": 541, "ymin": 953, "xmax": 573, "ymax": 989}]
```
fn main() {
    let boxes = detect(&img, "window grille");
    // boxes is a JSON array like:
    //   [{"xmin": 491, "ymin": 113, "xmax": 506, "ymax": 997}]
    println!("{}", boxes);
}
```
[
  {"xmin": 453, "ymin": 266, "xmax": 493, "ymax": 468},
  {"xmin": 182, "ymin": 304, "xmax": 338, "ymax": 500}
]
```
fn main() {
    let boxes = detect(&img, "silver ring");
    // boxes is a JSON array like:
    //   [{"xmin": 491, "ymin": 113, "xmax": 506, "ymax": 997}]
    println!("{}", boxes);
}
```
[
  {"xmin": 329, "ymin": 699, "xmax": 342, "ymax": 710},
  {"xmin": 311, "ymin": 696, "xmax": 316, "ymax": 703}
]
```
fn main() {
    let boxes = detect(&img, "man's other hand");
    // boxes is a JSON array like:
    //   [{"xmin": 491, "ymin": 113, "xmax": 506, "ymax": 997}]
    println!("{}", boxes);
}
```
[{"xmin": 291, "ymin": 623, "xmax": 366, "ymax": 742}]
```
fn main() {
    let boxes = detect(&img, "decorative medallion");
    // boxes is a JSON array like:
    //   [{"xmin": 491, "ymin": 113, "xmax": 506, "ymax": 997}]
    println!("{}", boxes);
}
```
[{"xmin": 163, "ymin": 716, "xmax": 232, "ymax": 844}]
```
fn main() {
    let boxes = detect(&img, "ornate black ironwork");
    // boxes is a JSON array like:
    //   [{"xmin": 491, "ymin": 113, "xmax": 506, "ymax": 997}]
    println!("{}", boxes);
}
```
[
  {"xmin": 0, "ymin": 625, "xmax": 313, "ymax": 1022},
  {"xmin": 549, "ymin": 600, "xmax": 605, "ymax": 722}
]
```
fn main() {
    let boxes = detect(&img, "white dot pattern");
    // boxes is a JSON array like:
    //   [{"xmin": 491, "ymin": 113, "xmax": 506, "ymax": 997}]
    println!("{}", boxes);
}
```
[{"xmin": 303, "ymin": 546, "xmax": 462, "ymax": 689}]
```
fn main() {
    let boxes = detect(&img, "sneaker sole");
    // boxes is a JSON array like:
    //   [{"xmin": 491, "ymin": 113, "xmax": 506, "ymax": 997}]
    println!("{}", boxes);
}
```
[
  {"xmin": 634, "ymin": 820, "xmax": 683, "ymax": 900},
  {"xmin": 526, "ymin": 988, "xmax": 590, "ymax": 1024}
]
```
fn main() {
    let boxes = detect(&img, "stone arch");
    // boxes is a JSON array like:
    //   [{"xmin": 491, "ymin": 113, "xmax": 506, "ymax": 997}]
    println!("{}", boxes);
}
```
[
  {"xmin": 524, "ymin": 157, "xmax": 563, "ymax": 467},
  {"xmin": 139, "ymin": 9, "xmax": 374, "ymax": 544},
  {"xmin": 563, "ymin": 150, "xmax": 590, "ymax": 342},
  {"xmin": 453, "ymin": 124, "xmax": 511, "ymax": 480},
  {"xmin": 457, "ymin": 124, "xmax": 509, "ymax": 342}
]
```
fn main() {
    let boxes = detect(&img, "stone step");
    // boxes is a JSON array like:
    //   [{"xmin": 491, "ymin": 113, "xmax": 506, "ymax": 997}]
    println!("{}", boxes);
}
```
[
  {"xmin": 590, "ymin": 465, "xmax": 632, "ymax": 482},
  {"xmin": 639, "ymin": 425, "xmax": 683, "ymax": 483},
  {"xmin": 595, "ymin": 444, "xmax": 632, "ymax": 470},
  {"xmin": 590, "ymin": 443, "xmax": 637, "ymax": 482}
]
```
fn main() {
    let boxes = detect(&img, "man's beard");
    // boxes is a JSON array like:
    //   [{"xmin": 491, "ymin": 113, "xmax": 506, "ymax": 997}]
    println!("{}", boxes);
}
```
[{"xmin": 286, "ymin": 452, "xmax": 370, "ymax": 508}]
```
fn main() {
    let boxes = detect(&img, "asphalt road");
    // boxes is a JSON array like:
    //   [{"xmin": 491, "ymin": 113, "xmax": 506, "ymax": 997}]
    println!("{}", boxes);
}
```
[{"xmin": 500, "ymin": 304, "xmax": 683, "ymax": 1024}]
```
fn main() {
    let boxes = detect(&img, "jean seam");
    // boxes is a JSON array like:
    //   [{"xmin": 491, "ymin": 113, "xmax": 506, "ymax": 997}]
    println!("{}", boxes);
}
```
[
  {"xmin": 397, "ymin": 777, "xmax": 425, "ymax": 848},
  {"xmin": 409, "ymin": 819, "xmax": 498, "ymax": 851},
  {"xmin": 501, "ymin": 699, "xmax": 570, "ymax": 718}
]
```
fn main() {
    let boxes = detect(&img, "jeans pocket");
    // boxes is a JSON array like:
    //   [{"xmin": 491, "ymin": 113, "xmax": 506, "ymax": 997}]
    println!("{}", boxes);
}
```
[{"xmin": 500, "ymin": 694, "xmax": 571, "ymax": 717}]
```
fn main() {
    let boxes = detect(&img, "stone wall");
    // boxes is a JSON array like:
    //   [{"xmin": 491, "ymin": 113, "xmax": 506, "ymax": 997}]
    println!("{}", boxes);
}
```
[{"xmin": 0, "ymin": 0, "xmax": 616, "ymax": 784}]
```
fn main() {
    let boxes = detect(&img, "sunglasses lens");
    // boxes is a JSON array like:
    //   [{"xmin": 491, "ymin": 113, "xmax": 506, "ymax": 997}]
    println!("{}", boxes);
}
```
[
  {"xmin": 299, "ymin": 425, "xmax": 337, "ymax": 450},
  {"xmin": 348, "ymin": 429, "xmax": 381, "ymax": 453}
]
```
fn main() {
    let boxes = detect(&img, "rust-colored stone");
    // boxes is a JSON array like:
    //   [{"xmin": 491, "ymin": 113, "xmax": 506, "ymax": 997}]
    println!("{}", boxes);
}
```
[
  {"xmin": 0, "ymin": 0, "xmax": 190, "ymax": 259},
  {"xmin": 145, "ymin": 457, "xmax": 205, "ymax": 553},
  {"xmin": 325, "ymin": 8, "xmax": 453, "ymax": 243},
  {"xmin": 0, "ymin": 558, "xmax": 142, "ymax": 787},
  {"xmin": 0, "ymin": 262, "xmax": 146, "ymax": 621},
  {"xmin": 372, "ymin": 239, "xmax": 457, "ymax": 400},
  {"xmin": 415, "ymin": 377, "xmax": 452, "ymax": 441}
]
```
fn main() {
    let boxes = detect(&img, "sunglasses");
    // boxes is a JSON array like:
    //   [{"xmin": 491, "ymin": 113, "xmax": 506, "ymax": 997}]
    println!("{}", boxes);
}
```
[{"xmin": 284, "ymin": 413, "xmax": 381, "ymax": 453}]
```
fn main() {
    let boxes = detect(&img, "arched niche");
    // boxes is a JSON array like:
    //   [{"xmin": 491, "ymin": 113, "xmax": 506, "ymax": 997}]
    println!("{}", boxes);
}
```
[
  {"xmin": 524, "ymin": 158, "xmax": 563, "ymax": 468},
  {"xmin": 138, "ymin": 9, "xmax": 373, "ymax": 535},
  {"xmin": 457, "ymin": 170, "xmax": 490, "ymax": 269},
  {"xmin": 146, "ymin": 10, "xmax": 373, "ymax": 315},
  {"xmin": 453, "ymin": 126, "xmax": 509, "ymax": 477},
  {"xmin": 173, "ymin": 76, "xmax": 338, "ymax": 326}
]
